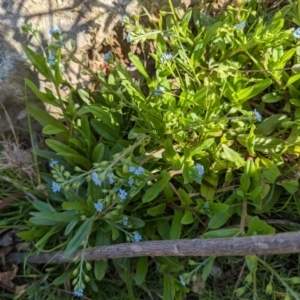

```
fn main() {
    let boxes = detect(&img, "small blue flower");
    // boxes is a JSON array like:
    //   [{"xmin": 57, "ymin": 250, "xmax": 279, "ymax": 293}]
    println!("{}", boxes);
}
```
[
  {"xmin": 48, "ymin": 54, "xmax": 55, "ymax": 61},
  {"xmin": 123, "ymin": 218, "xmax": 128, "ymax": 226},
  {"xmin": 74, "ymin": 289, "xmax": 84, "ymax": 297},
  {"xmin": 254, "ymin": 109, "xmax": 262, "ymax": 122},
  {"xmin": 122, "ymin": 14, "xmax": 128, "ymax": 22},
  {"xmin": 109, "ymin": 172, "xmax": 114, "ymax": 184},
  {"xmin": 128, "ymin": 166, "xmax": 136, "ymax": 173},
  {"xmin": 179, "ymin": 275, "xmax": 186, "ymax": 286},
  {"xmin": 118, "ymin": 188, "xmax": 127, "ymax": 200},
  {"xmin": 134, "ymin": 233, "xmax": 142, "ymax": 242},
  {"xmin": 126, "ymin": 33, "xmax": 131, "ymax": 43},
  {"xmin": 49, "ymin": 160, "xmax": 58, "ymax": 167},
  {"xmin": 294, "ymin": 28, "xmax": 300, "ymax": 39},
  {"xmin": 134, "ymin": 166, "xmax": 144, "ymax": 176},
  {"xmin": 94, "ymin": 202, "xmax": 103, "ymax": 212},
  {"xmin": 153, "ymin": 86, "xmax": 165, "ymax": 97},
  {"xmin": 234, "ymin": 22, "xmax": 246, "ymax": 30},
  {"xmin": 160, "ymin": 53, "xmax": 173, "ymax": 63},
  {"xmin": 60, "ymin": 65, "xmax": 65, "ymax": 73},
  {"xmin": 104, "ymin": 51, "xmax": 112, "ymax": 61},
  {"xmin": 49, "ymin": 28, "xmax": 61, "ymax": 35},
  {"xmin": 195, "ymin": 163, "xmax": 204, "ymax": 178},
  {"xmin": 128, "ymin": 178, "xmax": 134, "ymax": 186},
  {"xmin": 91, "ymin": 171, "xmax": 102, "ymax": 186},
  {"xmin": 51, "ymin": 181, "xmax": 61, "ymax": 193}
]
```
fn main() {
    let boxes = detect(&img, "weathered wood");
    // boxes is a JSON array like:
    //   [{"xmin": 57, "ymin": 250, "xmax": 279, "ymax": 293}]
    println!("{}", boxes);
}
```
[{"xmin": 6, "ymin": 232, "xmax": 300, "ymax": 264}]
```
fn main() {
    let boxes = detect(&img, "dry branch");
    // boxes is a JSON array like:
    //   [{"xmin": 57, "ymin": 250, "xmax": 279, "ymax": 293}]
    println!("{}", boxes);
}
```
[{"xmin": 6, "ymin": 231, "xmax": 300, "ymax": 264}]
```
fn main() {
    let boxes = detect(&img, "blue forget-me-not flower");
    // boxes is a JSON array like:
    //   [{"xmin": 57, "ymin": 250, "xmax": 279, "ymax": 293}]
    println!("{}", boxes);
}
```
[
  {"xmin": 128, "ymin": 178, "xmax": 134, "ymax": 186},
  {"xmin": 179, "ymin": 275, "xmax": 186, "ymax": 286},
  {"xmin": 195, "ymin": 163, "xmax": 205, "ymax": 178},
  {"xmin": 118, "ymin": 188, "xmax": 127, "ymax": 200},
  {"xmin": 49, "ymin": 160, "xmax": 58, "ymax": 167},
  {"xmin": 134, "ymin": 166, "xmax": 144, "ymax": 176},
  {"xmin": 49, "ymin": 28, "xmax": 61, "ymax": 35},
  {"xmin": 129, "ymin": 166, "xmax": 135, "ymax": 173},
  {"xmin": 51, "ymin": 181, "xmax": 61, "ymax": 193},
  {"xmin": 126, "ymin": 33, "xmax": 131, "ymax": 43},
  {"xmin": 91, "ymin": 171, "xmax": 102, "ymax": 186},
  {"xmin": 123, "ymin": 218, "xmax": 128, "ymax": 226},
  {"xmin": 134, "ymin": 233, "xmax": 142, "ymax": 242},
  {"xmin": 294, "ymin": 28, "xmax": 300, "ymax": 39},
  {"xmin": 254, "ymin": 109, "xmax": 262, "ymax": 122},
  {"xmin": 234, "ymin": 22, "xmax": 246, "ymax": 30},
  {"xmin": 160, "ymin": 52, "xmax": 173, "ymax": 63},
  {"xmin": 94, "ymin": 202, "xmax": 103, "ymax": 212},
  {"xmin": 122, "ymin": 14, "xmax": 128, "ymax": 22},
  {"xmin": 104, "ymin": 51, "xmax": 112, "ymax": 61},
  {"xmin": 109, "ymin": 172, "xmax": 114, "ymax": 184},
  {"xmin": 74, "ymin": 289, "xmax": 84, "ymax": 297},
  {"xmin": 154, "ymin": 86, "xmax": 165, "ymax": 97}
]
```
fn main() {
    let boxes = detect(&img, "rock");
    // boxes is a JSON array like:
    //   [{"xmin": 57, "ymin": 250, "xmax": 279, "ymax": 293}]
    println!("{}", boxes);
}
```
[{"xmin": 0, "ymin": 0, "xmax": 230, "ymax": 139}]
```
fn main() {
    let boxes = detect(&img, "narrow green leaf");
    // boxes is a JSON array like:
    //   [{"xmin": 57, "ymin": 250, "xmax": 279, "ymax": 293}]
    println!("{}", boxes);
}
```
[
  {"xmin": 129, "ymin": 53, "xmax": 150, "ymax": 82},
  {"xmin": 94, "ymin": 230, "xmax": 110, "ymax": 280},
  {"xmin": 202, "ymin": 257, "xmax": 215, "ymax": 281},
  {"xmin": 147, "ymin": 203, "xmax": 166, "ymax": 216},
  {"xmin": 135, "ymin": 257, "xmax": 148, "ymax": 286},
  {"xmin": 142, "ymin": 171, "xmax": 172, "ymax": 203},
  {"xmin": 181, "ymin": 210, "xmax": 194, "ymax": 225},
  {"xmin": 202, "ymin": 228, "xmax": 240, "ymax": 238},
  {"xmin": 170, "ymin": 209, "xmax": 183, "ymax": 240},
  {"xmin": 64, "ymin": 218, "xmax": 93, "ymax": 257},
  {"xmin": 221, "ymin": 144, "xmax": 245, "ymax": 168}
]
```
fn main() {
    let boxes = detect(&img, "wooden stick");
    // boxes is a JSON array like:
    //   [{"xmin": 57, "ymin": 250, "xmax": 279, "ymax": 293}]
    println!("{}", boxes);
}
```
[{"xmin": 6, "ymin": 232, "xmax": 300, "ymax": 264}]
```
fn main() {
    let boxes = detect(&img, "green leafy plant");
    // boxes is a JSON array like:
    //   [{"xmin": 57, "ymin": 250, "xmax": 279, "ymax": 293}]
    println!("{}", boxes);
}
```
[{"xmin": 12, "ymin": 0, "xmax": 300, "ymax": 298}]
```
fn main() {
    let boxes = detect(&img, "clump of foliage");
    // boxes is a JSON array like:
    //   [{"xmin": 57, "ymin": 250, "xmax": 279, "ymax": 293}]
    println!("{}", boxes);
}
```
[{"xmin": 9, "ymin": 0, "xmax": 300, "ymax": 298}]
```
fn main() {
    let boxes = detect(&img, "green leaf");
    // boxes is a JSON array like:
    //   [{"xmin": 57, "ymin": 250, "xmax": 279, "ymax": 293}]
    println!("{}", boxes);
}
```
[
  {"xmin": 53, "ymin": 271, "xmax": 71, "ymax": 285},
  {"xmin": 162, "ymin": 139, "xmax": 180, "ymax": 163},
  {"xmin": 27, "ymin": 105, "xmax": 68, "ymax": 139},
  {"xmin": 64, "ymin": 218, "xmax": 79, "ymax": 236},
  {"xmin": 91, "ymin": 119, "xmax": 119, "ymax": 143},
  {"xmin": 178, "ymin": 188, "xmax": 193, "ymax": 206},
  {"xmin": 286, "ymin": 74, "xmax": 300, "ymax": 88},
  {"xmin": 23, "ymin": 46, "xmax": 52, "ymax": 80},
  {"xmin": 202, "ymin": 228, "xmax": 240, "ymax": 238},
  {"xmin": 262, "ymin": 93, "xmax": 283, "ymax": 103},
  {"xmin": 43, "ymin": 124, "xmax": 68, "ymax": 135},
  {"xmin": 221, "ymin": 144, "xmax": 245, "ymax": 168},
  {"xmin": 45, "ymin": 139, "xmax": 91, "ymax": 169},
  {"xmin": 94, "ymin": 230, "xmax": 110, "ymax": 280},
  {"xmin": 181, "ymin": 210, "xmax": 194, "ymax": 225},
  {"xmin": 255, "ymin": 185, "xmax": 282, "ymax": 213},
  {"xmin": 247, "ymin": 216, "xmax": 275, "ymax": 235},
  {"xmin": 135, "ymin": 257, "xmax": 148, "ymax": 286},
  {"xmin": 30, "ymin": 211, "xmax": 74, "ymax": 226},
  {"xmin": 255, "ymin": 114, "xmax": 287, "ymax": 136},
  {"xmin": 202, "ymin": 257, "xmax": 215, "ymax": 281},
  {"xmin": 156, "ymin": 219, "xmax": 170, "ymax": 240},
  {"xmin": 281, "ymin": 180, "xmax": 299, "ymax": 194},
  {"xmin": 163, "ymin": 274, "xmax": 175, "ymax": 300},
  {"xmin": 128, "ymin": 217, "xmax": 145, "ymax": 229},
  {"xmin": 237, "ymin": 135, "xmax": 285, "ymax": 154},
  {"xmin": 170, "ymin": 209, "xmax": 183, "ymax": 240},
  {"xmin": 208, "ymin": 206, "xmax": 236, "ymax": 229},
  {"xmin": 209, "ymin": 203, "xmax": 228, "ymax": 214},
  {"xmin": 142, "ymin": 171, "xmax": 172, "ymax": 203},
  {"xmin": 235, "ymin": 79, "xmax": 272, "ymax": 103},
  {"xmin": 32, "ymin": 200, "xmax": 56, "ymax": 213},
  {"xmin": 92, "ymin": 143, "xmax": 105, "ymax": 163},
  {"xmin": 129, "ymin": 53, "xmax": 150, "ymax": 83},
  {"xmin": 25, "ymin": 79, "xmax": 59, "ymax": 106},
  {"xmin": 65, "ymin": 218, "xmax": 93, "ymax": 257},
  {"xmin": 261, "ymin": 157, "xmax": 281, "ymax": 183},
  {"xmin": 147, "ymin": 203, "xmax": 166, "ymax": 216}
]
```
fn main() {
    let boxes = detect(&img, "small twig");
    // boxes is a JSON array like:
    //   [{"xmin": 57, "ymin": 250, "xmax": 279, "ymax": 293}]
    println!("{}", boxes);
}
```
[{"xmin": 6, "ymin": 232, "xmax": 300, "ymax": 265}]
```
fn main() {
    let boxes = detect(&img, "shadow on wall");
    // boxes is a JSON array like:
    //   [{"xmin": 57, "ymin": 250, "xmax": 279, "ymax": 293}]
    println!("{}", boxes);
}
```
[{"xmin": 0, "ymin": 0, "xmax": 137, "ymax": 140}]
